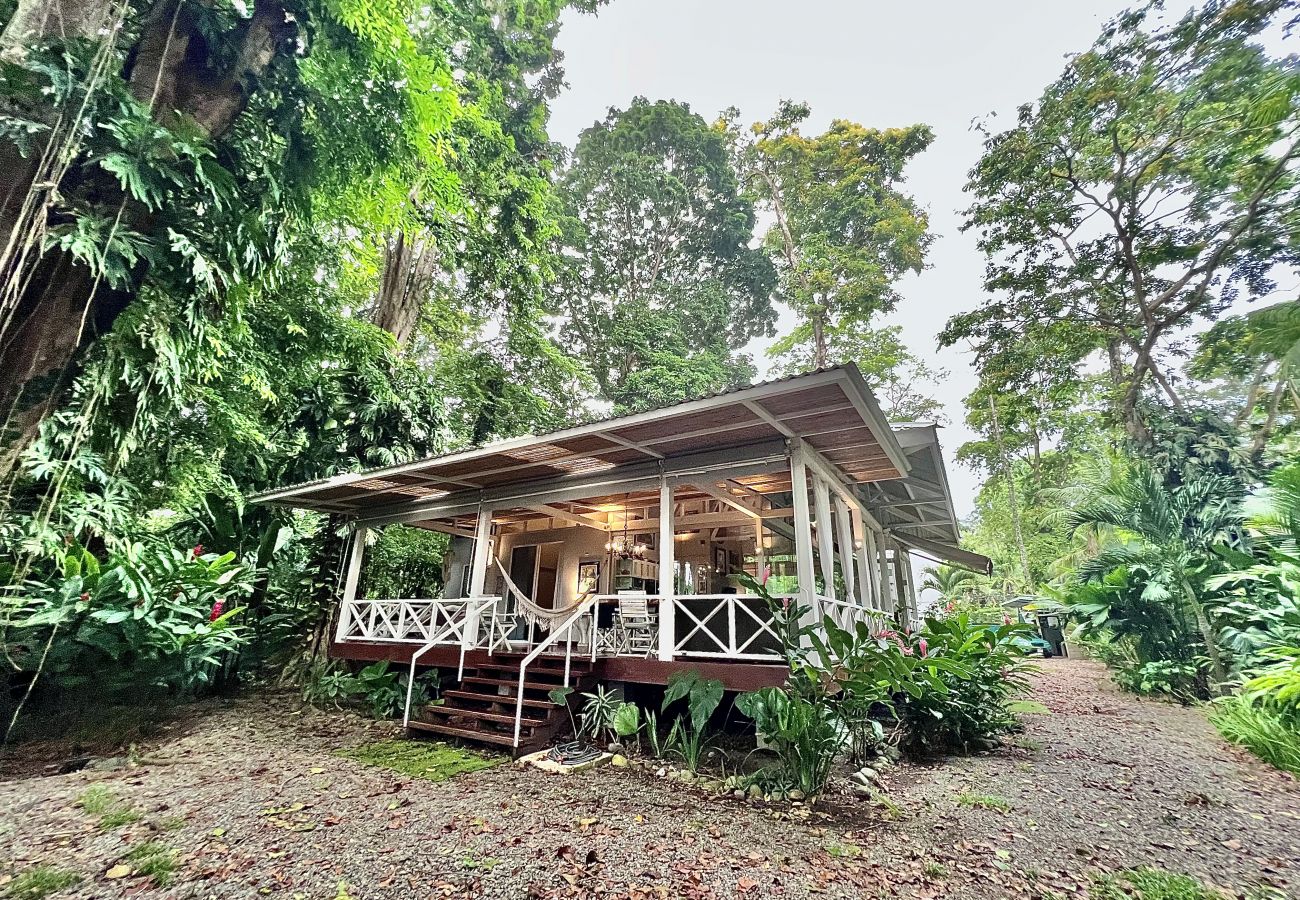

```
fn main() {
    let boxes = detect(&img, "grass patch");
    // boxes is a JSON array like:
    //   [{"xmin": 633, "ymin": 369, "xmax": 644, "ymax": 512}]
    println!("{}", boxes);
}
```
[
  {"xmin": 824, "ymin": 841, "xmax": 863, "ymax": 859},
  {"xmin": 97, "ymin": 808, "xmax": 142, "ymax": 830},
  {"xmin": 1209, "ymin": 696, "xmax": 1300, "ymax": 776},
  {"xmin": 74, "ymin": 786, "xmax": 116, "ymax": 815},
  {"xmin": 922, "ymin": 860, "xmax": 948, "ymax": 878},
  {"xmin": 955, "ymin": 792, "xmax": 1011, "ymax": 812},
  {"xmin": 1014, "ymin": 736, "xmax": 1045, "ymax": 751},
  {"xmin": 74, "ymin": 785, "xmax": 141, "ymax": 830},
  {"xmin": 337, "ymin": 739, "xmax": 500, "ymax": 782},
  {"xmin": 122, "ymin": 841, "xmax": 179, "ymax": 887},
  {"xmin": 2, "ymin": 866, "xmax": 80, "ymax": 900},
  {"xmin": 1006, "ymin": 700, "xmax": 1052, "ymax": 715},
  {"xmin": 1090, "ymin": 867, "xmax": 1226, "ymax": 899}
]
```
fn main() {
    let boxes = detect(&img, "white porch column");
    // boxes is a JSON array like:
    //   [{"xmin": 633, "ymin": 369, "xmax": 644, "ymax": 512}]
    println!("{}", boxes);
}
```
[
  {"xmin": 861, "ymin": 527, "xmax": 880, "ymax": 609},
  {"xmin": 877, "ymin": 532, "xmax": 896, "ymax": 615},
  {"xmin": 753, "ymin": 518, "xmax": 766, "ymax": 576},
  {"xmin": 334, "ymin": 525, "xmax": 368, "ymax": 643},
  {"xmin": 468, "ymin": 505, "xmax": 494, "ymax": 596},
  {"xmin": 812, "ymin": 472, "xmax": 836, "ymax": 597},
  {"xmin": 898, "ymin": 547, "xmax": 919, "ymax": 629},
  {"xmin": 657, "ymin": 475, "xmax": 675, "ymax": 662},
  {"xmin": 466, "ymin": 505, "xmax": 494, "ymax": 648},
  {"xmin": 833, "ymin": 495, "xmax": 856, "ymax": 605},
  {"xmin": 891, "ymin": 540, "xmax": 912, "ymax": 628},
  {"xmin": 789, "ymin": 442, "xmax": 817, "ymax": 630},
  {"xmin": 850, "ymin": 507, "xmax": 873, "ymax": 609}
]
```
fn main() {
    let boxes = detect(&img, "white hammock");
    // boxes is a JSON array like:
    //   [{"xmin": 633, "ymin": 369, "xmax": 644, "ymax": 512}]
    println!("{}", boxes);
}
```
[{"xmin": 493, "ymin": 557, "xmax": 592, "ymax": 631}]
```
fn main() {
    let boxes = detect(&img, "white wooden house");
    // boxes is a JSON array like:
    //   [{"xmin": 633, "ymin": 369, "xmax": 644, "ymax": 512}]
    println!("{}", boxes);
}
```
[{"xmin": 253, "ymin": 365, "xmax": 988, "ymax": 752}]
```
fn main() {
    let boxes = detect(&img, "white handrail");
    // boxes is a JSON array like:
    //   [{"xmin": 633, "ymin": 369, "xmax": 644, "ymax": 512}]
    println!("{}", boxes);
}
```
[
  {"xmin": 400, "ymin": 596, "xmax": 499, "ymax": 728},
  {"xmin": 512, "ymin": 592, "xmax": 603, "ymax": 747}
]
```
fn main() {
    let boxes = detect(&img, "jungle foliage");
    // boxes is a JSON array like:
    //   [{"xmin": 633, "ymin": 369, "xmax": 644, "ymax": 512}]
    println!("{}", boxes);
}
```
[{"xmin": 944, "ymin": 0, "xmax": 1300, "ymax": 773}]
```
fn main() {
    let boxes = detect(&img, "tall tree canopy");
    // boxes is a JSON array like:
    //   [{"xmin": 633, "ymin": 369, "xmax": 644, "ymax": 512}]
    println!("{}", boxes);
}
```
[
  {"xmin": 553, "ymin": 97, "xmax": 777, "ymax": 412},
  {"xmin": 733, "ymin": 101, "xmax": 933, "ymax": 372},
  {"xmin": 943, "ymin": 0, "xmax": 1300, "ymax": 438}
]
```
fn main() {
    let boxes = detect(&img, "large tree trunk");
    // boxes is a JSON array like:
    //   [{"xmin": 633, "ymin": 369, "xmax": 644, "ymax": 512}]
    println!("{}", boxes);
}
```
[
  {"xmin": 374, "ymin": 229, "xmax": 438, "ymax": 349},
  {"xmin": 0, "ymin": 0, "xmax": 293, "ymax": 457}
]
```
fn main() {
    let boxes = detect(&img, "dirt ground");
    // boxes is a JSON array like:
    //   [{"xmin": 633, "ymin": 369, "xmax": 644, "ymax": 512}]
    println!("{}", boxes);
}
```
[{"xmin": 1, "ymin": 658, "xmax": 1297, "ymax": 900}]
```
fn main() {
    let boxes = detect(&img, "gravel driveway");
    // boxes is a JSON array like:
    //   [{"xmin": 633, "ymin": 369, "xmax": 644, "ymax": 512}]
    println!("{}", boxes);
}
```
[{"xmin": 1, "ymin": 659, "xmax": 1296, "ymax": 899}]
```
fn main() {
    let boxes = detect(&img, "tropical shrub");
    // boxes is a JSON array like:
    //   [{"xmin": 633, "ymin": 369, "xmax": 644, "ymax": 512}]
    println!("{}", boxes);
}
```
[
  {"xmin": 661, "ymin": 669, "xmax": 724, "ymax": 773},
  {"xmin": 302, "ymin": 662, "xmax": 440, "ymax": 720},
  {"xmin": 897, "ymin": 616, "xmax": 1036, "ymax": 754},
  {"xmin": 1, "ymin": 541, "xmax": 253, "ymax": 704},
  {"xmin": 736, "ymin": 573, "xmax": 981, "ymax": 794},
  {"xmin": 1060, "ymin": 462, "xmax": 1245, "ymax": 691},
  {"xmin": 1210, "ymin": 694, "xmax": 1300, "ymax": 777}
]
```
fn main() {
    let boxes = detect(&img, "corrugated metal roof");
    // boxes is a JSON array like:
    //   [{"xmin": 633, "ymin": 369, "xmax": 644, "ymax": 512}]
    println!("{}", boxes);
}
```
[{"xmin": 250, "ymin": 365, "xmax": 884, "ymax": 506}]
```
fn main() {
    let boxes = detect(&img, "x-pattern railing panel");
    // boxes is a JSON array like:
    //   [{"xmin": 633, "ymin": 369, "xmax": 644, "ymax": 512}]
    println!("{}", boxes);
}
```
[
  {"xmin": 340, "ymin": 598, "xmax": 496, "ymax": 644},
  {"xmin": 673, "ymin": 594, "xmax": 788, "ymax": 661}
]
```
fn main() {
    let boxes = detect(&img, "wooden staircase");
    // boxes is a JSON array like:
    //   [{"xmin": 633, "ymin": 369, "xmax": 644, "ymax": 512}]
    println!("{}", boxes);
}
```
[{"xmin": 406, "ymin": 651, "xmax": 594, "ymax": 755}]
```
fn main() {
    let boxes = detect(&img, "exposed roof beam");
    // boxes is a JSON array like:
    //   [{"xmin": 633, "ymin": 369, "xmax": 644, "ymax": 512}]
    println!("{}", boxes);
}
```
[
  {"xmin": 742, "ymin": 399, "xmax": 794, "ymax": 436},
  {"xmin": 594, "ymin": 430, "xmax": 665, "ymax": 459},
  {"xmin": 687, "ymin": 481, "xmax": 762, "ymax": 519},
  {"xmin": 526, "ymin": 503, "xmax": 610, "ymax": 531}
]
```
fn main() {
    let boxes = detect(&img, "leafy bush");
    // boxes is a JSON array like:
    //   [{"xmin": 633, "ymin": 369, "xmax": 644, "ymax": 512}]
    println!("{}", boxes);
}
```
[
  {"xmin": 1242, "ymin": 647, "xmax": 1300, "ymax": 713},
  {"xmin": 2, "ymin": 541, "xmax": 253, "ymax": 702},
  {"xmin": 661, "ymin": 669, "xmax": 724, "ymax": 772},
  {"xmin": 896, "ymin": 616, "xmax": 1036, "ymax": 755},
  {"xmin": 1209, "ymin": 694, "xmax": 1300, "ymax": 777},
  {"xmin": 1111, "ymin": 659, "xmax": 1203, "ymax": 701},
  {"xmin": 735, "ymin": 574, "xmax": 1017, "ymax": 794},
  {"xmin": 302, "ymin": 662, "xmax": 439, "ymax": 719}
]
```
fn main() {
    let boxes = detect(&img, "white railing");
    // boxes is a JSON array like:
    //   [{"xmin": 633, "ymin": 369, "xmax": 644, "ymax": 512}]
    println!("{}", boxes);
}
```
[
  {"xmin": 395, "ymin": 597, "xmax": 501, "ymax": 728},
  {"xmin": 337, "ymin": 597, "xmax": 501, "ymax": 645},
  {"xmin": 512, "ymin": 593, "xmax": 603, "ymax": 747},
  {"xmin": 671, "ymin": 593, "xmax": 790, "ymax": 662},
  {"xmin": 814, "ymin": 594, "xmax": 885, "ymax": 635}
]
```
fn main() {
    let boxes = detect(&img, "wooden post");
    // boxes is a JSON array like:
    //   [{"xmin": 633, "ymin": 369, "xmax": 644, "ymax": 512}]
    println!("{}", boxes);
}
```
[
  {"xmin": 876, "ymin": 532, "xmax": 895, "ymax": 615},
  {"xmin": 852, "ymin": 508, "xmax": 875, "ymax": 609},
  {"xmin": 789, "ymin": 442, "xmax": 817, "ymax": 632},
  {"xmin": 466, "ymin": 505, "xmax": 494, "ymax": 649},
  {"xmin": 834, "ymin": 495, "xmax": 856, "ymax": 605},
  {"xmin": 657, "ymin": 475, "xmax": 675, "ymax": 662},
  {"xmin": 891, "ymin": 541, "xmax": 910, "ymax": 628},
  {"xmin": 335, "ymin": 525, "xmax": 368, "ymax": 643},
  {"xmin": 812, "ymin": 472, "xmax": 836, "ymax": 597}
]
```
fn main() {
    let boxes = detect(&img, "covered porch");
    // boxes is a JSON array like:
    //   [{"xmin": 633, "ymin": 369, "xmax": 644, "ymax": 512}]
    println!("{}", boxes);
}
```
[{"xmin": 253, "ymin": 365, "xmax": 982, "ymax": 749}]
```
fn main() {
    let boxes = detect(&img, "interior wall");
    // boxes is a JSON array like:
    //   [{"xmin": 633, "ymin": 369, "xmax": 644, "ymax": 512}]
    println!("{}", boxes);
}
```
[{"xmin": 493, "ymin": 524, "xmax": 610, "ymax": 607}]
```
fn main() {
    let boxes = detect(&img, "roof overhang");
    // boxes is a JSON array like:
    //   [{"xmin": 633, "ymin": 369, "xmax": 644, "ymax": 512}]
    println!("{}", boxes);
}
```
[
  {"xmin": 857, "ymin": 422, "xmax": 991, "ymax": 575},
  {"xmin": 251, "ymin": 365, "xmax": 911, "ymax": 521}
]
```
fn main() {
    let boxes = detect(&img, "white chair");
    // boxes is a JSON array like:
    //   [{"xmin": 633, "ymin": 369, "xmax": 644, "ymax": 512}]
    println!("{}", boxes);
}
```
[{"xmin": 615, "ymin": 592, "xmax": 657, "ymax": 657}]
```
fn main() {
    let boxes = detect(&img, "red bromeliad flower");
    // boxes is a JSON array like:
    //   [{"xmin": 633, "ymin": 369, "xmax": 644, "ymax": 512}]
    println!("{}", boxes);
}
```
[
  {"xmin": 209, "ymin": 599, "xmax": 225, "ymax": 622},
  {"xmin": 192, "ymin": 544, "xmax": 204, "ymax": 559},
  {"xmin": 79, "ymin": 592, "xmax": 90, "ymax": 602}
]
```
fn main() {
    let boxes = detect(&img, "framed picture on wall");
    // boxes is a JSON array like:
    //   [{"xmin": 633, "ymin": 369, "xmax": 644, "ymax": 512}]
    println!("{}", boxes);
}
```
[
  {"xmin": 577, "ymin": 560, "xmax": 601, "ymax": 596},
  {"xmin": 713, "ymin": 546, "xmax": 728, "ymax": 577}
]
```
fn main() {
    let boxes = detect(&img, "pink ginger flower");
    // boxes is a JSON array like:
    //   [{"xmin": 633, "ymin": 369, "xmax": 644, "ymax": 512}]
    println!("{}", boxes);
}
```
[
  {"xmin": 918, "ymin": 637, "xmax": 929, "ymax": 657},
  {"xmin": 760, "ymin": 565, "xmax": 771, "ymax": 586},
  {"xmin": 209, "ymin": 599, "xmax": 225, "ymax": 622}
]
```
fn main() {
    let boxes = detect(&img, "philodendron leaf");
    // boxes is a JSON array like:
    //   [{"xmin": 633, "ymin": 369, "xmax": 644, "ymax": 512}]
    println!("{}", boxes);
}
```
[
  {"xmin": 548, "ymin": 686, "xmax": 574, "ymax": 707},
  {"xmin": 612, "ymin": 703, "xmax": 640, "ymax": 737}
]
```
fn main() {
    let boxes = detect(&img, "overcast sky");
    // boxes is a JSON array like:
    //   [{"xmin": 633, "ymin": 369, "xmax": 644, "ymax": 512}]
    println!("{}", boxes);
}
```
[{"xmin": 545, "ymin": 0, "xmax": 1139, "ymax": 518}]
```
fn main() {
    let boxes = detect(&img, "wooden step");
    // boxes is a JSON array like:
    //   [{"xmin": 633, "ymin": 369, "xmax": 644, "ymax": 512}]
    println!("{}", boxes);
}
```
[
  {"xmin": 471, "ymin": 663, "xmax": 588, "ymax": 681},
  {"xmin": 477, "ymin": 652, "xmax": 593, "ymax": 670},
  {"xmin": 425, "ymin": 705, "xmax": 550, "ymax": 728},
  {"xmin": 442, "ymin": 689, "xmax": 555, "ymax": 709},
  {"xmin": 461, "ymin": 675, "xmax": 573, "ymax": 692},
  {"xmin": 406, "ymin": 719, "xmax": 519, "ymax": 747}
]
